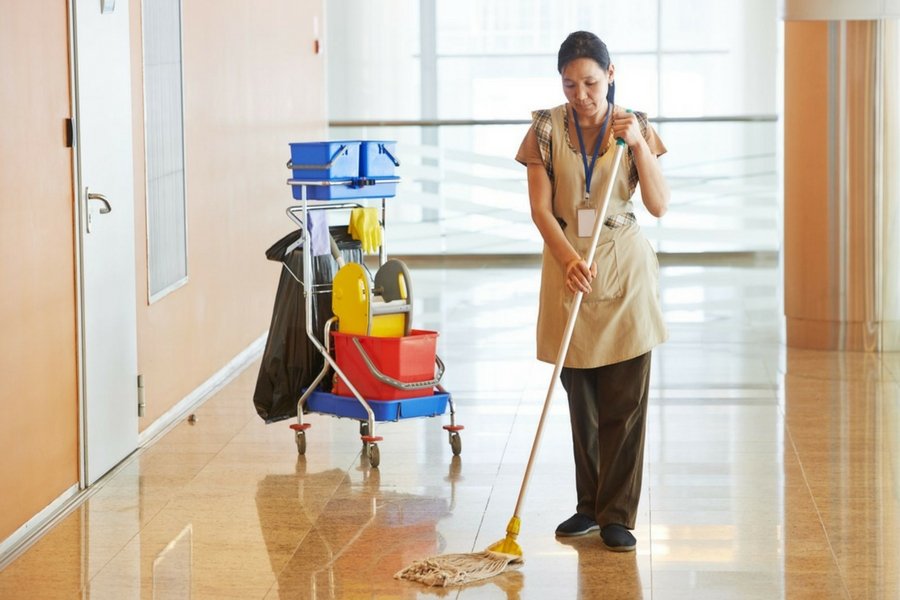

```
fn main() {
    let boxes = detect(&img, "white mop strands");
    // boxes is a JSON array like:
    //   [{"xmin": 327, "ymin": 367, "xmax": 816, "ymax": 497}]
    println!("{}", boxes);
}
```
[{"xmin": 394, "ymin": 550, "xmax": 523, "ymax": 587}]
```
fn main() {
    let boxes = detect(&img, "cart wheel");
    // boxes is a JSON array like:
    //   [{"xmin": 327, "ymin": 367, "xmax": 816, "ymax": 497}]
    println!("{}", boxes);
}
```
[
  {"xmin": 367, "ymin": 443, "xmax": 380, "ymax": 468},
  {"xmin": 295, "ymin": 430, "xmax": 307, "ymax": 455},
  {"xmin": 449, "ymin": 432, "xmax": 462, "ymax": 456}
]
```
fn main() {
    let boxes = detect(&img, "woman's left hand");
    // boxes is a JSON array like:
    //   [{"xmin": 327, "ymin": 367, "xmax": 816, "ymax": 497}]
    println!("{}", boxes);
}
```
[{"xmin": 610, "ymin": 108, "xmax": 645, "ymax": 149}]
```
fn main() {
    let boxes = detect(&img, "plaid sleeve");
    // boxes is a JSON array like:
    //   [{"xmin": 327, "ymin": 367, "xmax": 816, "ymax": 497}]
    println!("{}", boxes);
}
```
[
  {"xmin": 532, "ymin": 109, "xmax": 553, "ymax": 183},
  {"xmin": 624, "ymin": 111, "xmax": 653, "ymax": 197}
]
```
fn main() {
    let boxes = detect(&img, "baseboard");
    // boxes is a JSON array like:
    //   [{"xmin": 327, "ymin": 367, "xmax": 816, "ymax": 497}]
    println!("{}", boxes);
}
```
[
  {"xmin": 0, "ymin": 483, "xmax": 80, "ymax": 570},
  {"xmin": 138, "ymin": 332, "xmax": 267, "ymax": 447}
]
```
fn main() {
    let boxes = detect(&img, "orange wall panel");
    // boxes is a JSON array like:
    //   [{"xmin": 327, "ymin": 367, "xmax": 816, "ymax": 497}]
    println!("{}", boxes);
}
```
[
  {"xmin": 784, "ymin": 21, "xmax": 831, "ymax": 321},
  {"xmin": 0, "ymin": 6, "xmax": 79, "ymax": 540},
  {"xmin": 0, "ymin": 0, "xmax": 327, "ymax": 545},
  {"xmin": 131, "ymin": 0, "xmax": 327, "ymax": 426}
]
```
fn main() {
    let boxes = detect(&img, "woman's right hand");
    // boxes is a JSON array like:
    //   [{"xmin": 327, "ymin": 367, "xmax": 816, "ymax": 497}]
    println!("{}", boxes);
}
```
[{"xmin": 565, "ymin": 258, "xmax": 597, "ymax": 294}]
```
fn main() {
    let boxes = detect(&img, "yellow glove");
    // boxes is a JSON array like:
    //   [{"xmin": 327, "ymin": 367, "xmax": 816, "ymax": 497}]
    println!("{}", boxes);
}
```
[{"xmin": 348, "ymin": 207, "xmax": 382, "ymax": 254}]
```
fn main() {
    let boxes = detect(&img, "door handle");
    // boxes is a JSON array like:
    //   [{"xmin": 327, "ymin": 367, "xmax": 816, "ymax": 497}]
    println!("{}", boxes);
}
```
[
  {"xmin": 88, "ymin": 191, "xmax": 111, "ymax": 213},
  {"xmin": 84, "ymin": 187, "xmax": 112, "ymax": 233}
]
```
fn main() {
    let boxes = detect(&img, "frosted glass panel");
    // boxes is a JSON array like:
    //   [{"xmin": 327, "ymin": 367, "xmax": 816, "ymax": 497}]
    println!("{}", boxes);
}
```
[{"xmin": 144, "ymin": 0, "xmax": 187, "ymax": 301}]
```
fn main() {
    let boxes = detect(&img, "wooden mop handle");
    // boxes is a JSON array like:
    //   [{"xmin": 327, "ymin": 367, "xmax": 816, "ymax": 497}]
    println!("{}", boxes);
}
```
[{"xmin": 512, "ymin": 139, "xmax": 628, "ymax": 519}]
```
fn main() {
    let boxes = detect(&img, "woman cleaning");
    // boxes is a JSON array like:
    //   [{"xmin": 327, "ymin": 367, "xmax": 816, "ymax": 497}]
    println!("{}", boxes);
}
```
[{"xmin": 515, "ymin": 30, "xmax": 669, "ymax": 552}]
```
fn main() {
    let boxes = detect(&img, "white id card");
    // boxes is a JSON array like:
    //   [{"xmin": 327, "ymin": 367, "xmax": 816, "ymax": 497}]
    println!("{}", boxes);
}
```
[{"xmin": 577, "ymin": 208, "xmax": 597, "ymax": 238}]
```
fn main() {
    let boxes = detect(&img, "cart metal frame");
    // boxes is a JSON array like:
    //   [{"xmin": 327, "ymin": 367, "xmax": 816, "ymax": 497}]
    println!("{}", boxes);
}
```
[{"xmin": 284, "ymin": 178, "xmax": 463, "ymax": 467}]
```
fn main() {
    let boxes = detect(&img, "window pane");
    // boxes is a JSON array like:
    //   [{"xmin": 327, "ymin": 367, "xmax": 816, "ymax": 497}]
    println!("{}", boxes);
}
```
[
  {"xmin": 660, "ymin": 0, "xmax": 732, "ymax": 51},
  {"xmin": 327, "ymin": 0, "xmax": 780, "ymax": 256},
  {"xmin": 660, "ymin": 53, "xmax": 735, "ymax": 116},
  {"xmin": 327, "ymin": 0, "xmax": 420, "ymax": 120},
  {"xmin": 435, "ymin": 0, "xmax": 658, "ymax": 54}
]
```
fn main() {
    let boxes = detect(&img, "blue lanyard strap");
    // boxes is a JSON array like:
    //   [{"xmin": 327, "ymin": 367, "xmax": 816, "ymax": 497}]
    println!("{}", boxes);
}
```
[{"xmin": 572, "ymin": 105, "xmax": 612, "ymax": 201}]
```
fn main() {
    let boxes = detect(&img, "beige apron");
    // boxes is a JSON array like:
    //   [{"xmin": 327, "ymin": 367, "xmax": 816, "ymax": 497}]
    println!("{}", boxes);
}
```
[{"xmin": 535, "ymin": 104, "xmax": 668, "ymax": 368}]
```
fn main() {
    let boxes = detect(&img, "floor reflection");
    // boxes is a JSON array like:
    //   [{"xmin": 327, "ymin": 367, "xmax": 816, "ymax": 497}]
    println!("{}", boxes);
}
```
[
  {"xmin": 0, "ymin": 259, "xmax": 899, "ymax": 599},
  {"xmin": 266, "ymin": 460, "xmax": 452, "ymax": 598},
  {"xmin": 152, "ymin": 524, "xmax": 192, "ymax": 599},
  {"xmin": 782, "ymin": 348, "xmax": 900, "ymax": 600},
  {"xmin": 556, "ymin": 536, "xmax": 646, "ymax": 600}
]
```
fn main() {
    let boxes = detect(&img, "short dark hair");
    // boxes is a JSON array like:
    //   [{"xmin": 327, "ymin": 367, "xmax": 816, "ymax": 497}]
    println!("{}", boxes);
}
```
[{"xmin": 557, "ymin": 31, "xmax": 611, "ymax": 74}]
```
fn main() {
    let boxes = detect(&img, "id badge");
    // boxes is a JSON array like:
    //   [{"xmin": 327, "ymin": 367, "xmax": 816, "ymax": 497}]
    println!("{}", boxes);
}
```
[{"xmin": 577, "ymin": 208, "xmax": 597, "ymax": 238}]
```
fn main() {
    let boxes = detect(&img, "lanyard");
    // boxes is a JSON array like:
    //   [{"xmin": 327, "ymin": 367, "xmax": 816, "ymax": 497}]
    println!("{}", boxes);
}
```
[{"xmin": 572, "ymin": 105, "xmax": 611, "ymax": 202}]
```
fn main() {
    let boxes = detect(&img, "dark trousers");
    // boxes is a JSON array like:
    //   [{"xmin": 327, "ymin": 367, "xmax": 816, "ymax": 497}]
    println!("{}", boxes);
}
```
[{"xmin": 560, "ymin": 352, "xmax": 651, "ymax": 530}]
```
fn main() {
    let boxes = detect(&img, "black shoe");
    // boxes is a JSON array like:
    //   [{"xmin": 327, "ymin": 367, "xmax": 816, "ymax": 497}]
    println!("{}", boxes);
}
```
[
  {"xmin": 555, "ymin": 513, "xmax": 599, "ymax": 537},
  {"xmin": 600, "ymin": 524, "xmax": 636, "ymax": 552}
]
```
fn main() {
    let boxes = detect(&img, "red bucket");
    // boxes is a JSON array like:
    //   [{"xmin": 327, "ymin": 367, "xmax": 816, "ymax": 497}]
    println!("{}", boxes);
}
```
[{"xmin": 332, "ymin": 329, "xmax": 438, "ymax": 400}]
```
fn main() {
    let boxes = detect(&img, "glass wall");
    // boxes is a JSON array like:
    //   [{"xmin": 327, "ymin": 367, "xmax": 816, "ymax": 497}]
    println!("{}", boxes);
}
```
[{"xmin": 324, "ymin": 0, "xmax": 780, "ymax": 255}]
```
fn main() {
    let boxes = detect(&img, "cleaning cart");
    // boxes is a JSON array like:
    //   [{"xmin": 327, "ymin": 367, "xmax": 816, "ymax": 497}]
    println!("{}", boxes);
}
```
[{"xmin": 284, "ymin": 140, "xmax": 463, "ymax": 468}]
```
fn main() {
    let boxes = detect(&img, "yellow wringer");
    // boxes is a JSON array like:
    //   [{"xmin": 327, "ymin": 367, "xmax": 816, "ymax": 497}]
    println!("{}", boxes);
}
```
[{"xmin": 332, "ymin": 259, "xmax": 413, "ymax": 337}]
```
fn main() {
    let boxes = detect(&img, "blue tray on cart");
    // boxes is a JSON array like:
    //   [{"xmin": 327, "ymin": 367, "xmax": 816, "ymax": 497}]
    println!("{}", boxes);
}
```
[{"xmin": 305, "ymin": 390, "xmax": 449, "ymax": 422}]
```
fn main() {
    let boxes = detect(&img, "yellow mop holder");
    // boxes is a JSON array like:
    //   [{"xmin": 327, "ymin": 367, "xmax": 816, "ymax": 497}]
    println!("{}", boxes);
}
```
[{"xmin": 332, "ymin": 259, "xmax": 413, "ymax": 337}]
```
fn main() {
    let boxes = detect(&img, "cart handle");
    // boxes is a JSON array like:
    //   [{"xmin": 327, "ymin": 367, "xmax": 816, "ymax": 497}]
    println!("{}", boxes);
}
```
[
  {"xmin": 286, "ymin": 144, "xmax": 348, "ymax": 170},
  {"xmin": 377, "ymin": 143, "xmax": 401, "ymax": 167},
  {"xmin": 350, "ymin": 337, "xmax": 444, "ymax": 391}
]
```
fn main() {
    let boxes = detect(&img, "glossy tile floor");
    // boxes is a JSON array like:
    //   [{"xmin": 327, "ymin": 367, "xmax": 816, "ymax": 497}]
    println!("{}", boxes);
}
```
[{"xmin": 2, "ymin": 258, "xmax": 900, "ymax": 599}]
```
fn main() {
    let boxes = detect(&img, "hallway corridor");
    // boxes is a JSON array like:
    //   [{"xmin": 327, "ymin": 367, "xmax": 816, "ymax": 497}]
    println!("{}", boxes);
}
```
[{"xmin": 1, "ymin": 258, "xmax": 898, "ymax": 599}]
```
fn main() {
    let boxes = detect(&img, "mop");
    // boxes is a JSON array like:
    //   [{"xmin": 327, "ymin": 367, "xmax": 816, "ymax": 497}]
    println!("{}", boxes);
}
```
[{"xmin": 396, "ymin": 137, "xmax": 628, "ymax": 587}]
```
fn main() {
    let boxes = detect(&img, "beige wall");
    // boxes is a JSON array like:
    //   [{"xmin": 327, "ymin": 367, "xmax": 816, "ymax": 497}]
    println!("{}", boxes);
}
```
[
  {"xmin": 131, "ymin": 1, "xmax": 327, "ymax": 427},
  {"xmin": 0, "ymin": 5, "xmax": 78, "ymax": 542},
  {"xmin": 1, "ymin": 0, "xmax": 326, "ymax": 545}
]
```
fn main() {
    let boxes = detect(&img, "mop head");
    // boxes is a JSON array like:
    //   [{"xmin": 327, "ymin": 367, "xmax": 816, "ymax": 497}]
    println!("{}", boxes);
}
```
[{"xmin": 394, "ymin": 550, "xmax": 523, "ymax": 587}]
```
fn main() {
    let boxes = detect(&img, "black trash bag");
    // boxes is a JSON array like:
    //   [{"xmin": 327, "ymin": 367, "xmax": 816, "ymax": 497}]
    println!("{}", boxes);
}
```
[{"xmin": 253, "ymin": 225, "xmax": 363, "ymax": 423}]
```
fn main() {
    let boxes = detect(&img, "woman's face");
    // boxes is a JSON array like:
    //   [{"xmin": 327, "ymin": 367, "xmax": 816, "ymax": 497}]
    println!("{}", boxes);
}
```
[{"xmin": 561, "ymin": 57, "xmax": 614, "ymax": 120}]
